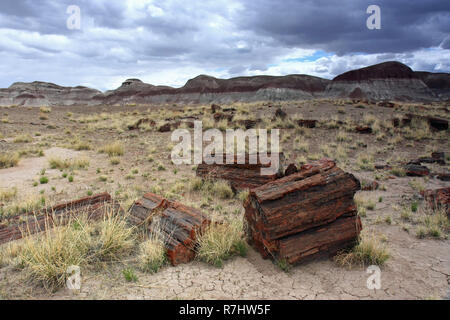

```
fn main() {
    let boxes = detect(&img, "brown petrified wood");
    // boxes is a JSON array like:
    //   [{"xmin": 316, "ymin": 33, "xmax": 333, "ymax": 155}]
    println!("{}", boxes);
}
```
[
  {"xmin": 128, "ymin": 192, "xmax": 166, "ymax": 226},
  {"xmin": 276, "ymin": 215, "xmax": 362, "ymax": 265},
  {"xmin": 421, "ymin": 187, "xmax": 450, "ymax": 218},
  {"xmin": 244, "ymin": 158, "xmax": 362, "ymax": 264},
  {"xmin": 297, "ymin": 119, "xmax": 317, "ymax": 128},
  {"xmin": 0, "ymin": 193, "xmax": 116, "ymax": 245},
  {"xmin": 129, "ymin": 193, "xmax": 210, "ymax": 266},
  {"xmin": 196, "ymin": 153, "xmax": 284, "ymax": 190}
]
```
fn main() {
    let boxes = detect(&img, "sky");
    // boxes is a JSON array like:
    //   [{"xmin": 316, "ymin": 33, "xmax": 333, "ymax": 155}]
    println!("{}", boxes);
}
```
[{"xmin": 0, "ymin": 0, "xmax": 449, "ymax": 91}]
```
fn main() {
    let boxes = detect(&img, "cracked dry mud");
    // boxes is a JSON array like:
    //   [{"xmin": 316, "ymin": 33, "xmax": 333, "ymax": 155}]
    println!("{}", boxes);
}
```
[{"xmin": 0, "ymin": 102, "xmax": 449, "ymax": 300}]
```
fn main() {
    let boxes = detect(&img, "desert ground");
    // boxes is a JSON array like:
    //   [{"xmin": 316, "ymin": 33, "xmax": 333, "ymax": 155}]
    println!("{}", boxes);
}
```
[{"xmin": 0, "ymin": 99, "xmax": 449, "ymax": 300}]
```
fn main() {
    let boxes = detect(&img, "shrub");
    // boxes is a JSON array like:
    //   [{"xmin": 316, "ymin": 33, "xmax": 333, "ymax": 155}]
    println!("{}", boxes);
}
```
[{"xmin": 39, "ymin": 176, "xmax": 49, "ymax": 184}]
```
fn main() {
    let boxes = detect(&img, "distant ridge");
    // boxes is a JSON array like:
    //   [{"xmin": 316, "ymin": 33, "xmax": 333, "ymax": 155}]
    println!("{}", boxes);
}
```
[{"xmin": 0, "ymin": 61, "xmax": 448, "ymax": 106}]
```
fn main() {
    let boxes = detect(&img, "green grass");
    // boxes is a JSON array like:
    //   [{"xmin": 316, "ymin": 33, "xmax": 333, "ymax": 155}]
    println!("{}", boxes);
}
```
[
  {"xmin": 39, "ymin": 176, "xmax": 49, "ymax": 184},
  {"xmin": 122, "ymin": 268, "xmax": 138, "ymax": 282}
]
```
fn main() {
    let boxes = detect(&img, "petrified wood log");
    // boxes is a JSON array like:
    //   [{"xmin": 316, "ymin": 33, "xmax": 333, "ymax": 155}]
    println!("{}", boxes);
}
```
[
  {"xmin": 244, "ymin": 159, "xmax": 361, "ymax": 264},
  {"xmin": 421, "ymin": 187, "xmax": 449, "ymax": 218},
  {"xmin": 297, "ymin": 119, "xmax": 317, "ymax": 128},
  {"xmin": 276, "ymin": 215, "xmax": 361, "ymax": 265},
  {"xmin": 128, "ymin": 192, "xmax": 166, "ymax": 226},
  {"xmin": 129, "ymin": 193, "xmax": 210, "ymax": 266},
  {"xmin": 154, "ymin": 201, "xmax": 210, "ymax": 266},
  {"xmin": 403, "ymin": 163, "xmax": 430, "ymax": 176},
  {"xmin": 355, "ymin": 126, "xmax": 372, "ymax": 134},
  {"xmin": 196, "ymin": 153, "xmax": 285, "ymax": 190},
  {"xmin": 0, "ymin": 193, "xmax": 116, "ymax": 245}
]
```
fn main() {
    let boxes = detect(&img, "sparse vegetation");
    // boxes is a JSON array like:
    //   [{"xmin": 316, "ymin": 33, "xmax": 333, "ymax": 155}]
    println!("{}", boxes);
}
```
[
  {"xmin": 334, "ymin": 232, "xmax": 390, "ymax": 268},
  {"xmin": 99, "ymin": 141, "xmax": 125, "ymax": 157},
  {"xmin": 0, "ymin": 152, "xmax": 20, "ymax": 169},
  {"xmin": 196, "ymin": 218, "xmax": 247, "ymax": 267}
]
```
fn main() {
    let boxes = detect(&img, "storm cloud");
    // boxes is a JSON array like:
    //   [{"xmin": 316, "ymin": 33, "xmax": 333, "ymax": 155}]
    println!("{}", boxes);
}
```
[{"xmin": 0, "ymin": 0, "xmax": 448, "ymax": 90}]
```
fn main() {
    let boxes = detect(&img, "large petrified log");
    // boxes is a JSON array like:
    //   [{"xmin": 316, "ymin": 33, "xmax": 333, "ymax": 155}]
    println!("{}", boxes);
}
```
[
  {"xmin": 244, "ymin": 158, "xmax": 362, "ymax": 264},
  {"xmin": 0, "ymin": 193, "xmax": 116, "ymax": 245},
  {"xmin": 196, "ymin": 153, "xmax": 284, "ymax": 190},
  {"xmin": 129, "ymin": 193, "xmax": 210, "ymax": 266}
]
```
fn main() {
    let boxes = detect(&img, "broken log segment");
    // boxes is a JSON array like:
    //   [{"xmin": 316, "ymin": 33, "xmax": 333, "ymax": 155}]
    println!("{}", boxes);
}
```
[
  {"xmin": 244, "ymin": 158, "xmax": 362, "ymax": 264},
  {"xmin": 129, "ymin": 193, "xmax": 210, "ymax": 266},
  {"xmin": 196, "ymin": 153, "xmax": 285, "ymax": 190},
  {"xmin": 127, "ymin": 192, "xmax": 166, "ymax": 227},
  {"xmin": 277, "ymin": 215, "xmax": 362, "ymax": 265},
  {"xmin": 0, "ymin": 193, "xmax": 117, "ymax": 245}
]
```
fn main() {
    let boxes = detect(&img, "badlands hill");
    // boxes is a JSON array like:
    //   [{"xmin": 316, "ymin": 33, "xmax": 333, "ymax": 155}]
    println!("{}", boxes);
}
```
[{"xmin": 0, "ymin": 61, "xmax": 448, "ymax": 107}]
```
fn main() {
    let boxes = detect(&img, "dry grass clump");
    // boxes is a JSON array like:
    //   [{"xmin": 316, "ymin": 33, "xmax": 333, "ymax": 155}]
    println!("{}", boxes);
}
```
[
  {"xmin": 334, "ymin": 231, "xmax": 390, "ymax": 268},
  {"xmin": 71, "ymin": 139, "xmax": 92, "ymax": 151},
  {"xmin": 139, "ymin": 240, "xmax": 166, "ymax": 273},
  {"xmin": 356, "ymin": 153, "xmax": 374, "ymax": 171},
  {"xmin": 94, "ymin": 212, "xmax": 136, "ymax": 262},
  {"xmin": 13, "ymin": 134, "xmax": 32, "ymax": 143},
  {"xmin": 138, "ymin": 226, "xmax": 167, "ymax": 274},
  {"xmin": 0, "ymin": 187, "xmax": 17, "ymax": 202},
  {"xmin": 47, "ymin": 156, "xmax": 90, "ymax": 170},
  {"xmin": 416, "ymin": 206, "xmax": 449, "ymax": 239},
  {"xmin": 196, "ymin": 218, "xmax": 248, "ymax": 267},
  {"xmin": 190, "ymin": 178, "xmax": 234, "ymax": 199},
  {"xmin": 0, "ymin": 193, "xmax": 46, "ymax": 219},
  {"xmin": 18, "ymin": 219, "xmax": 94, "ymax": 290},
  {"xmin": 16, "ymin": 206, "xmax": 135, "ymax": 290},
  {"xmin": 40, "ymin": 106, "xmax": 51, "ymax": 113},
  {"xmin": 99, "ymin": 141, "xmax": 124, "ymax": 157}
]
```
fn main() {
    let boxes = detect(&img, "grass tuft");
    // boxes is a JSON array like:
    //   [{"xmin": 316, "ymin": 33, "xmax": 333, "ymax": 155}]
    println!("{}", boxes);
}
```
[{"xmin": 196, "ymin": 218, "xmax": 247, "ymax": 267}]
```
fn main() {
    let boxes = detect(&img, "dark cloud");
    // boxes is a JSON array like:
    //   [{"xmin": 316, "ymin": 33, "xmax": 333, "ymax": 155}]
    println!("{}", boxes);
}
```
[
  {"xmin": 0, "ymin": 0, "xmax": 448, "ymax": 90},
  {"xmin": 236, "ymin": 0, "xmax": 450, "ymax": 55}
]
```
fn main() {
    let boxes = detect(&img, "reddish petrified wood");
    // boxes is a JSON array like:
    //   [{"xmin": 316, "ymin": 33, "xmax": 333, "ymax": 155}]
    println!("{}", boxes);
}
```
[
  {"xmin": 129, "ymin": 193, "xmax": 210, "ymax": 266},
  {"xmin": 244, "ymin": 159, "xmax": 362, "ymax": 264},
  {"xmin": 284, "ymin": 163, "xmax": 298, "ymax": 176},
  {"xmin": 211, "ymin": 103, "xmax": 221, "ymax": 113},
  {"xmin": 404, "ymin": 163, "xmax": 430, "ymax": 176},
  {"xmin": 297, "ymin": 119, "xmax": 317, "ymax": 128},
  {"xmin": 127, "ymin": 118, "xmax": 156, "ymax": 130},
  {"xmin": 355, "ymin": 126, "xmax": 372, "ymax": 134},
  {"xmin": 274, "ymin": 108, "xmax": 287, "ymax": 119},
  {"xmin": 213, "ymin": 112, "xmax": 233, "ymax": 122},
  {"xmin": 0, "ymin": 193, "xmax": 116, "ymax": 245},
  {"xmin": 276, "ymin": 215, "xmax": 362, "ymax": 265},
  {"xmin": 196, "ymin": 153, "xmax": 284, "ymax": 190},
  {"xmin": 361, "ymin": 180, "xmax": 379, "ymax": 191},
  {"xmin": 421, "ymin": 187, "xmax": 449, "ymax": 218},
  {"xmin": 128, "ymin": 192, "xmax": 166, "ymax": 226}
]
